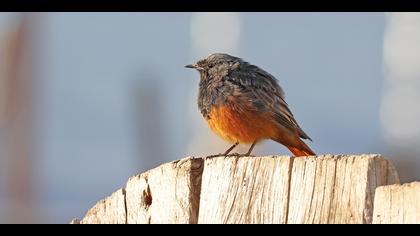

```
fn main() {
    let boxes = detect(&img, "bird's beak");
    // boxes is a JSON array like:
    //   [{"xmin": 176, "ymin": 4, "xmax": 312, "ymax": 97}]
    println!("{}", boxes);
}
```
[{"xmin": 185, "ymin": 64, "xmax": 197, "ymax": 69}]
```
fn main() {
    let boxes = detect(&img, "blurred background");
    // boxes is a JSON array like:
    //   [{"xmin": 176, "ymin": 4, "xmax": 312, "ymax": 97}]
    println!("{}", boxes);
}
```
[{"xmin": 0, "ymin": 12, "xmax": 419, "ymax": 223}]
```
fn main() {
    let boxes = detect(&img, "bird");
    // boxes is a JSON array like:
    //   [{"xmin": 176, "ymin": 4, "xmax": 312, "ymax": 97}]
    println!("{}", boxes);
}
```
[{"xmin": 185, "ymin": 53, "xmax": 315, "ymax": 157}]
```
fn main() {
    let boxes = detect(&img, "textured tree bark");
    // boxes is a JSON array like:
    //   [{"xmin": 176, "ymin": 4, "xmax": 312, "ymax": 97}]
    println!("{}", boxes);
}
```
[
  {"xmin": 372, "ymin": 181, "xmax": 420, "ymax": 224},
  {"xmin": 72, "ymin": 154, "xmax": 405, "ymax": 224}
]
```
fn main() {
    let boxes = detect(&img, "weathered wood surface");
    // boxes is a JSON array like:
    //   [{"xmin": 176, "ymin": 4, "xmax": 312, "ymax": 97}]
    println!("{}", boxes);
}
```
[
  {"xmin": 198, "ymin": 156, "xmax": 292, "ymax": 224},
  {"xmin": 79, "ymin": 189, "xmax": 126, "ymax": 224},
  {"xmin": 73, "ymin": 154, "xmax": 402, "ymax": 224},
  {"xmin": 373, "ymin": 182, "xmax": 420, "ymax": 224},
  {"xmin": 287, "ymin": 155, "xmax": 399, "ymax": 224},
  {"xmin": 73, "ymin": 157, "xmax": 203, "ymax": 224},
  {"xmin": 125, "ymin": 157, "xmax": 203, "ymax": 223},
  {"xmin": 199, "ymin": 154, "xmax": 398, "ymax": 224}
]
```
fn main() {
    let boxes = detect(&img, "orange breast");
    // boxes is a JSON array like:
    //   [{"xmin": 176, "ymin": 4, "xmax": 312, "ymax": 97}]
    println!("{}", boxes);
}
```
[{"xmin": 205, "ymin": 104, "xmax": 278, "ymax": 144}]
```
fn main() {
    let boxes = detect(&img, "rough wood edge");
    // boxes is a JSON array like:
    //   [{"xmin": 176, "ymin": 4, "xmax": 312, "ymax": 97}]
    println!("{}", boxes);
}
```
[
  {"xmin": 75, "ymin": 156, "xmax": 203, "ymax": 224},
  {"xmin": 72, "ymin": 154, "xmax": 404, "ymax": 224},
  {"xmin": 372, "ymin": 181, "xmax": 420, "ymax": 224}
]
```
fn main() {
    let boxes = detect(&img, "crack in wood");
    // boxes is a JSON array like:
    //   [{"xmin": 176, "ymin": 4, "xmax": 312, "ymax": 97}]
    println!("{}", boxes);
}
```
[{"xmin": 75, "ymin": 154, "xmax": 406, "ymax": 224}]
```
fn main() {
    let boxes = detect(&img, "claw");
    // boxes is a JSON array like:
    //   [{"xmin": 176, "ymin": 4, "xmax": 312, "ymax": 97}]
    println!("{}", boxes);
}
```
[{"xmin": 205, "ymin": 153, "xmax": 224, "ymax": 159}]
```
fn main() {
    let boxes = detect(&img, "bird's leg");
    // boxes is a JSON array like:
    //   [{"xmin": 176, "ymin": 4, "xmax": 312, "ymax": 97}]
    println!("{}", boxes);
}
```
[
  {"xmin": 206, "ymin": 142, "xmax": 239, "ymax": 159},
  {"xmin": 244, "ymin": 141, "xmax": 256, "ymax": 156},
  {"xmin": 223, "ymin": 142, "xmax": 239, "ymax": 155},
  {"xmin": 227, "ymin": 141, "xmax": 257, "ymax": 157}
]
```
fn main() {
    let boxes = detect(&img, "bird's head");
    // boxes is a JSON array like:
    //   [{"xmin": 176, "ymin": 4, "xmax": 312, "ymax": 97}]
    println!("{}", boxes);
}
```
[{"xmin": 185, "ymin": 53, "xmax": 241, "ymax": 75}]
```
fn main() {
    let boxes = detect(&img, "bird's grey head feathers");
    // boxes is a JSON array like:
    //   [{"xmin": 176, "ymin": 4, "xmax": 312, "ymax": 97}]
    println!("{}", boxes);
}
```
[{"xmin": 185, "ymin": 53, "xmax": 242, "ymax": 73}]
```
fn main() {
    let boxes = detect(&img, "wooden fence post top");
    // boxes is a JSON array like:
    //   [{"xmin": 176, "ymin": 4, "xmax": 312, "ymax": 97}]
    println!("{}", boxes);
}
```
[
  {"xmin": 373, "ymin": 181, "xmax": 420, "ymax": 224},
  {"xmin": 71, "ymin": 154, "xmax": 408, "ymax": 224}
]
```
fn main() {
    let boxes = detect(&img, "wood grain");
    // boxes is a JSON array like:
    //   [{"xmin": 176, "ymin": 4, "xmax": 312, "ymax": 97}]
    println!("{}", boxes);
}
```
[
  {"xmin": 75, "ymin": 154, "xmax": 403, "ymax": 224},
  {"xmin": 373, "ymin": 181, "xmax": 420, "ymax": 224},
  {"xmin": 198, "ymin": 156, "xmax": 292, "ymax": 224},
  {"xmin": 125, "ymin": 157, "xmax": 203, "ymax": 224},
  {"xmin": 80, "ymin": 188, "xmax": 127, "ymax": 224},
  {"xmin": 286, "ymin": 154, "xmax": 399, "ymax": 224}
]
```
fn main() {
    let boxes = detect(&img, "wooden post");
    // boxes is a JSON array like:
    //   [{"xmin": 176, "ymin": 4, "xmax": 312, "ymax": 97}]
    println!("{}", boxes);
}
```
[
  {"xmin": 198, "ymin": 156, "xmax": 292, "ymax": 224},
  {"xmin": 286, "ymin": 155, "xmax": 399, "ymax": 224},
  {"xmin": 78, "ymin": 189, "xmax": 127, "ymax": 224},
  {"xmin": 74, "ymin": 157, "xmax": 204, "ymax": 224},
  {"xmin": 373, "ymin": 182, "xmax": 420, "ymax": 224},
  {"xmin": 72, "ymin": 154, "xmax": 403, "ymax": 224},
  {"xmin": 125, "ymin": 157, "xmax": 203, "ymax": 224}
]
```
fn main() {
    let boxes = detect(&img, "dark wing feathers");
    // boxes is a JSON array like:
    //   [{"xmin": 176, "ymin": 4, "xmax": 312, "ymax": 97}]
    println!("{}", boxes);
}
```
[{"xmin": 226, "ymin": 63, "xmax": 312, "ymax": 141}]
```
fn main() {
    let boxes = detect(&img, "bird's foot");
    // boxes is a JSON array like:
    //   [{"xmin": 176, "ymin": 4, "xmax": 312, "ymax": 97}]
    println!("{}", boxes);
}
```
[
  {"xmin": 205, "ymin": 152, "xmax": 255, "ymax": 159},
  {"xmin": 205, "ymin": 153, "xmax": 225, "ymax": 159},
  {"xmin": 226, "ymin": 153, "xmax": 255, "ymax": 157}
]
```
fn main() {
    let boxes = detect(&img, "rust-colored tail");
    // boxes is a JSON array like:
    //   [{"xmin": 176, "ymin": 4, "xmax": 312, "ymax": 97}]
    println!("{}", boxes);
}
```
[
  {"xmin": 287, "ymin": 145, "xmax": 315, "ymax": 157},
  {"xmin": 286, "ymin": 138, "xmax": 316, "ymax": 157},
  {"xmin": 272, "ymin": 133, "xmax": 316, "ymax": 157}
]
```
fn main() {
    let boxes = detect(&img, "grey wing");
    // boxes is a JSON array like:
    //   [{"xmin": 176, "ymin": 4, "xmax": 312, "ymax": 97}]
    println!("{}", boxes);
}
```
[{"xmin": 227, "ymin": 64, "xmax": 312, "ymax": 141}]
